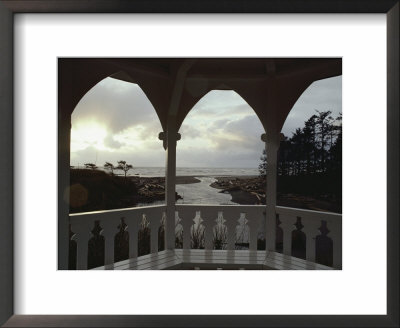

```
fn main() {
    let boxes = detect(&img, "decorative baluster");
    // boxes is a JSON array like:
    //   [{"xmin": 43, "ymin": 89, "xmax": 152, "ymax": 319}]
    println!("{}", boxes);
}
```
[
  {"xmin": 114, "ymin": 217, "xmax": 129, "ymax": 263},
  {"xmin": 150, "ymin": 212, "xmax": 159, "ymax": 254},
  {"xmin": 87, "ymin": 220, "xmax": 105, "ymax": 269},
  {"xmin": 191, "ymin": 211, "xmax": 205, "ymax": 249},
  {"xmin": 127, "ymin": 214, "xmax": 139, "ymax": 259},
  {"xmin": 201, "ymin": 209, "xmax": 215, "ymax": 250},
  {"xmin": 275, "ymin": 214, "xmax": 283, "ymax": 252},
  {"xmin": 174, "ymin": 211, "xmax": 183, "ymax": 249},
  {"xmin": 102, "ymin": 218, "xmax": 119, "ymax": 266},
  {"xmin": 280, "ymin": 214, "xmax": 296, "ymax": 256},
  {"xmin": 236, "ymin": 213, "xmax": 250, "ymax": 250},
  {"xmin": 158, "ymin": 212, "xmax": 166, "ymax": 251},
  {"xmin": 248, "ymin": 211, "xmax": 261, "ymax": 251},
  {"xmin": 223, "ymin": 208, "xmax": 237, "ymax": 251},
  {"xmin": 302, "ymin": 217, "xmax": 321, "ymax": 263},
  {"xmin": 138, "ymin": 214, "xmax": 151, "ymax": 256},
  {"xmin": 68, "ymin": 224, "xmax": 77, "ymax": 270},
  {"xmin": 71, "ymin": 220, "xmax": 92, "ymax": 270},
  {"xmin": 179, "ymin": 210, "xmax": 194, "ymax": 250},
  {"xmin": 213, "ymin": 211, "xmax": 227, "ymax": 250},
  {"xmin": 316, "ymin": 220, "xmax": 333, "ymax": 267},
  {"xmin": 328, "ymin": 218, "xmax": 342, "ymax": 269}
]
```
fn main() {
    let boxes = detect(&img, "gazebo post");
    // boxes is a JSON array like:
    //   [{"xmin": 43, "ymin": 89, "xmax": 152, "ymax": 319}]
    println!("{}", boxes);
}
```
[
  {"xmin": 164, "ymin": 117, "xmax": 179, "ymax": 250},
  {"xmin": 58, "ymin": 109, "xmax": 71, "ymax": 269},
  {"xmin": 262, "ymin": 132, "xmax": 280, "ymax": 252}
]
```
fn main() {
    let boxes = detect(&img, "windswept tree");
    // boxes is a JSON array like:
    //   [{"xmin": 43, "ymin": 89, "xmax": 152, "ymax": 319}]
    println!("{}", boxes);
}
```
[
  {"xmin": 84, "ymin": 163, "xmax": 98, "ymax": 170},
  {"xmin": 104, "ymin": 162, "xmax": 115, "ymax": 175},
  {"xmin": 117, "ymin": 160, "xmax": 133, "ymax": 178}
]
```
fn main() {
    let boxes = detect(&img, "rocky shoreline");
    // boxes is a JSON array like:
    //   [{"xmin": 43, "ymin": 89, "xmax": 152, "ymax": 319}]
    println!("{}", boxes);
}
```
[
  {"xmin": 70, "ymin": 168, "xmax": 340, "ymax": 213},
  {"xmin": 129, "ymin": 176, "xmax": 201, "ymax": 203},
  {"xmin": 210, "ymin": 176, "xmax": 265, "ymax": 205},
  {"xmin": 210, "ymin": 176, "xmax": 341, "ymax": 213}
]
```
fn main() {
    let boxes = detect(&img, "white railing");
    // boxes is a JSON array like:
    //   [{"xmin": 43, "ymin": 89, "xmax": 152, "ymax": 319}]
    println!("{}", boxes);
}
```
[
  {"xmin": 175, "ymin": 204, "xmax": 265, "ymax": 251},
  {"xmin": 69, "ymin": 204, "xmax": 342, "ymax": 269},
  {"xmin": 69, "ymin": 205, "xmax": 166, "ymax": 270},
  {"xmin": 276, "ymin": 206, "xmax": 342, "ymax": 269}
]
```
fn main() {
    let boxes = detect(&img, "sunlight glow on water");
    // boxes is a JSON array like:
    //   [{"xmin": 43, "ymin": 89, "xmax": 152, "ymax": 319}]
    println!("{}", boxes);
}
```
[{"xmin": 176, "ymin": 177, "xmax": 235, "ymax": 205}]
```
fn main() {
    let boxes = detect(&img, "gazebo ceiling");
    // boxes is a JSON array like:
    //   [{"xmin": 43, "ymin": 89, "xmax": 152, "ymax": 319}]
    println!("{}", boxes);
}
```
[{"xmin": 59, "ymin": 58, "xmax": 341, "ymax": 134}]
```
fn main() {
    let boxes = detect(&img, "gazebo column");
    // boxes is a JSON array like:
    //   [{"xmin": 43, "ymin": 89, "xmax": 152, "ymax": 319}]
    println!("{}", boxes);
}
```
[
  {"xmin": 162, "ymin": 117, "xmax": 181, "ymax": 250},
  {"xmin": 58, "ymin": 109, "xmax": 71, "ymax": 269},
  {"xmin": 261, "ymin": 132, "xmax": 280, "ymax": 251}
]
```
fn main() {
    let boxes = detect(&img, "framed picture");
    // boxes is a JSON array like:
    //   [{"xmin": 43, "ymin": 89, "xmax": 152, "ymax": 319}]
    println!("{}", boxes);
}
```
[{"xmin": 1, "ymin": 1, "xmax": 398, "ymax": 327}]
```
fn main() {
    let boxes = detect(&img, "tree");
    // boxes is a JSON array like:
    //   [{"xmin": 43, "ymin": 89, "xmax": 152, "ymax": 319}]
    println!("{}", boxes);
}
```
[
  {"xmin": 116, "ymin": 160, "xmax": 133, "ymax": 178},
  {"xmin": 104, "ymin": 162, "xmax": 115, "ymax": 175},
  {"xmin": 259, "ymin": 110, "xmax": 342, "ymax": 179},
  {"xmin": 258, "ymin": 149, "xmax": 267, "ymax": 180},
  {"xmin": 84, "ymin": 163, "xmax": 98, "ymax": 170},
  {"xmin": 315, "ymin": 110, "xmax": 334, "ymax": 172}
]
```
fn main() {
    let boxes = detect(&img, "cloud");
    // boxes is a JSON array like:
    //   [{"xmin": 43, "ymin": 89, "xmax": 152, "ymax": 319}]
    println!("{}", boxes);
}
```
[
  {"xmin": 103, "ymin": 135, "xmax": 123, "ymax": 149},
  {"xmin": 72, "ymin": 78, "xmax": 162, "ymax": 135},
  {"xmin": 281, "ymin": 76, "xmax": 342, "ymax": 137},
  {"xmin": 71, "ymin": 76, "xmax": 341, "ymax": 168}
]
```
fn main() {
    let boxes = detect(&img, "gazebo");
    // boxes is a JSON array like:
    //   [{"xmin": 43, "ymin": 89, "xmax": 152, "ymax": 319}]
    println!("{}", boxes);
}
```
[{"xmin": 59, "ymin": 58, "xmax": 342, "ymax": 270}]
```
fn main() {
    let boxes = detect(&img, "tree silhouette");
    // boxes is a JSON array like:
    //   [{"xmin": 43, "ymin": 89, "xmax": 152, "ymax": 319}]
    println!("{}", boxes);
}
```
[
  {"xmin": 84, "ymin": 163, "xmax": 98, "ymax": 170},
  {"xmin": 259, "ymin": 110, "xmax": 342, "ymax": 200},
  {"xmin": 258, "ymin": 149, "xmax": 267, "ymax": 180},
  {"xmin": 104, "ymin": 162, "xmax": 115, "ymax": 175},
  {"xmin": 116, "ymin": 160, "xmax": 133, "ymax": 178}
]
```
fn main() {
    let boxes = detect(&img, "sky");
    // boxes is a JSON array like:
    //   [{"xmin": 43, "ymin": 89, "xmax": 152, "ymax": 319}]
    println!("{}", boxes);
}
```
[{"xmin": 70, "ymin": 75, "xmax": 341, "ymax": 169}]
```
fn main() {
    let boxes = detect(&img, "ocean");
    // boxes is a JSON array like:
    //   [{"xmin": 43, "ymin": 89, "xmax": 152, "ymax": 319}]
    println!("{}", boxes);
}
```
[
  {"xmin": 115, "ymin": 166, "xmax": 259, "ymax": 178},
  {"xmin": 72, "ymin": 165, "xmax": 258, "ymax": 178},
  {"xmin": 119, "ymin": 167, "xmax": 260, "ymax": 206}
]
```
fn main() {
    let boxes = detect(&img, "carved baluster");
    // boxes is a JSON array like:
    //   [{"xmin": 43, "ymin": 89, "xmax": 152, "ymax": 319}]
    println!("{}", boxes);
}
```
[
  {"xmin": 202, "ymin": 209, "xmax": 215, "ymax": 250},
  {"xmin": 150, "ymin": 212, "xmax": 160, "ymax": 254},
  {"xmin": 87, "ymin": 220, "xmax": 105, "ymax": 269},
  {"xmin": 113, "ymin": 217, "xmax": 129, "ymax": 263},
  {"xmin": 248, "ymin": 211, "xmax": 260, "ymax": 251},
  {"xmin": 213, "ymin": 211, "xmax": 227, "ymax": 250},
  {"xmin": 316, "ymin": 220, "xmax": 333, "ymax": 267},
  {"xmin": 328, "ymin": 218, "xmax": 342, "ymax": 269},
  {"xmin": 127, "ymin": 213, "xmax": 140, "ymax": 259},
  {"xmin": 225, "ymin": 212, "xmax": 237, "ymax": 251},
  {"xmin": 302, "ymin": 217, "xmax": 321, "ymax": 263},
  {"xmin": 174, "ymin": 211, "xmax": 183, "ymax": 249},
  {"xmin": 280, "ymin": 214, "xmax": 296, "ymax": 256},
  {"xmin": 102, "ymin": 218, "xmax": 120, "ymax": 266},
  {"xmin": 191, "ymin": 211, "xmax": 205, "ymax": 249},
  {"xmin": 71, "ymin": 220, "xmax": 92, "ymax": 270},
  {"xmin": 158, "ymin": 212, "xmax": 166, "ymax": 251},
  {"xmin": 138, "ymin": 214, "xmax": 151, "ymax": 256},
  {"xmin": 236, "ymin": 213, "xmax": 250, "ymax": 250},
  {"xmin": 68, "ymin": 224, "xmax": 77, "ymax": 270},
  {"xmin": 179, "ymin": 210, "xmax": 193, "ymax": 250}
]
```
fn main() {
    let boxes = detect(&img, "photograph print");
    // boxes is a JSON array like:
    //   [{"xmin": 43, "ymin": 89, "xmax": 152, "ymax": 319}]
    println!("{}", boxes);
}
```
[{"xmin": 59, "ymin": 58, "xmax": 342, "ymax": 270}]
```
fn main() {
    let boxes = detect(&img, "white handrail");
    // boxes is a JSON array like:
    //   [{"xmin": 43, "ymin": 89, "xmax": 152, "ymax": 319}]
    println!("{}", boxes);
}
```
[{"xmin": 69, "ymin": 204, "xmax": 342, "ymax": 269}]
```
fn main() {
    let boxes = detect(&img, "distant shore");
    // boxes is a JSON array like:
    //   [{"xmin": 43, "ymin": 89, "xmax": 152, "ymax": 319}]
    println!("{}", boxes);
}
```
[
  {"xmin": 132, "ymin": 174, "xmax": 340, "ymax": 213},
  {"xmin": 70, "ymin": 169, "xmax": 340, "ymax": 213},
  {"xmin": 129, "ymin": 176, "xmax": 201, "ymax": 185},
  {"xmin": 210, "ymin": 176, "xmax": 341, "ymax": 213}
]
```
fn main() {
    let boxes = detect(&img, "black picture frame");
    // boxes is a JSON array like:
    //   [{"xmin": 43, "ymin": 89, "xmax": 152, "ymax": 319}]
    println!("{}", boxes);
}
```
[{"xmin": 0, "ymin": 1, "xmax": 398, "ymax": 327}]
